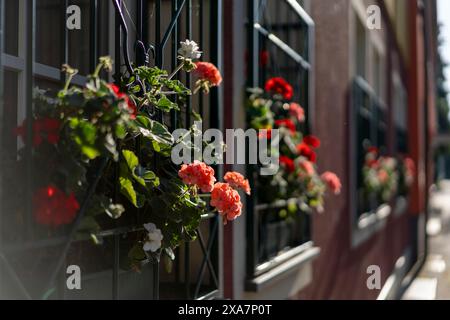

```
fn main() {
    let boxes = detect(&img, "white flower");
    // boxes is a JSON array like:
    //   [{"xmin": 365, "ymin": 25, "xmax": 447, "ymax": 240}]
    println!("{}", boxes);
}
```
[
  {"xmin": 143, "ymin": 223, "xmax": 163, "ymax": 253},
  {"xmin": 178, "ymin": 40, "xmax": 202, "ymax": 60}
]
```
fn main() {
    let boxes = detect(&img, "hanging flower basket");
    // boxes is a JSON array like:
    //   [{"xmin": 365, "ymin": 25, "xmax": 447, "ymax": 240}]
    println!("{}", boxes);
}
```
[{"xmin": 11, "ymin": 40, "xmax": 248, "ymax": 273}]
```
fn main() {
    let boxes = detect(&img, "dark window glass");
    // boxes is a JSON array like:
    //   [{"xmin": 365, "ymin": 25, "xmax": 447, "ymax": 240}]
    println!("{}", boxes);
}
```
[
  {"xmin": 356, "ymin": 18, "xmax": 366, "ymax": 78},
  {"xmin": 36, "ymin": 0, "xmax": 63, "ymax": 68},
  {"xmin": 5, "ymin": 0, "xmax": 19, "ymax": 56},
  {"xmin": 68, "ymin": 0, "xmax": 91, "ymax": 75}
]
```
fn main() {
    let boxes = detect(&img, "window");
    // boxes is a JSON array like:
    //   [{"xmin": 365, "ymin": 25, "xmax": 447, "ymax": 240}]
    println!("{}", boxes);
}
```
[
  {"xmin": 350, "ymin": 2, "xmax": 391, "ymax": 227},
  {"xmin": 0, "ymin": 0, "xmax": 222, "ymax": 300},
  {"xmin": 352, "ymin": 77, "xmax": 388, "ymax": 217},
  {"xmin": 246, "ymin": 0, "xmax": 315, "ymax": 287}
]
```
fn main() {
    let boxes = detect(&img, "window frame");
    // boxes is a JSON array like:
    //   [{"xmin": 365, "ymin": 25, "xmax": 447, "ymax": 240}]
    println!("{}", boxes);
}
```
[
  {"xmin": 245, "ymin": 0, "xmax": 317, "ymax": 288},
  {"xmin": 349, "ymin": 3, "xmax": 392, "ymax": 248}
]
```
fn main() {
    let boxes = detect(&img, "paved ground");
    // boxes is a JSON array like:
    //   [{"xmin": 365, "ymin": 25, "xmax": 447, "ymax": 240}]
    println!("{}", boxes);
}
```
[{"xmin": 402, "ymin": 181, "xmax": 450, "ymax": 300}]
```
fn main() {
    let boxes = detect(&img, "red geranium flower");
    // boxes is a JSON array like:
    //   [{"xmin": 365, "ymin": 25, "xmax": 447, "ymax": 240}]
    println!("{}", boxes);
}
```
[
  {"xmin": 33, "ymin": 186, "xmax": 80, "ymax": 227},
  {"xmin": 296, "ymin": 143, "xmax": 317, "ymax": 163},
  {"xmin": 194, "ymin": 62, "xmax": 223, "ymax": 87},
  {"xmin": 280, "ymin": 156, "xmax": 295, "ymax": 173},
  {"xmin": 275, "ymin": 119, "xmax": 296, "ymax": 135},
  {"xmin": 108, "ymin": 84, "xmax": 137, "ymax": 119},
  {"xmin": 303, "ymin": 135, "xmax": 321, "ymax": 148},
  {"xmin": 365, "ymin": 148, "xmax": 379, "ymax": 168},
  {"xmin": 264, "ymin": 77, "xmax": 294, "ymax": 100},
  {"xmin": 15, "ymin": 118, "xmax": 61, "ymax": 147}
]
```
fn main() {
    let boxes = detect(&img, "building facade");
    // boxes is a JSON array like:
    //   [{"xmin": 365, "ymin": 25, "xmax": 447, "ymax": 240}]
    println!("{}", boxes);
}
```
[{"xmin": 0, "ymin": 0, "xmax": 437, "ymax": 300}]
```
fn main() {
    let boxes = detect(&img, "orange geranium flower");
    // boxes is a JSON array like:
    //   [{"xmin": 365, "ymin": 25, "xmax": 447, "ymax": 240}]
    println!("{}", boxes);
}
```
[
  {"xmin": 321, "ymin": 171, "xmax": 342, "ymax": 195},
  {"xmin": 178, "ymin": 161, "xmax": 216, "ymax": 193},
  {"xmin": 224, "ymin": 172, "xmax": 251, "ymax": 195},
  {"xmin": 210, "ymin": 182, "xmax": 242, "ymax": 223}
]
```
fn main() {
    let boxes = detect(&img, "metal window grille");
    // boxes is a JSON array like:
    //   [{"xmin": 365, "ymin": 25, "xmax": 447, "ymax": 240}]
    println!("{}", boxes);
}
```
[
  {"xmin": 351, "ymin": 76, "xmax": 388, "ymax": 219},
  {"xmin": 0, "ymin": 0, "xmax": 222, "ymax": 300},
  {"xmin": 245, "ymin": 0, "xmax": 315, "ymax": 281}
]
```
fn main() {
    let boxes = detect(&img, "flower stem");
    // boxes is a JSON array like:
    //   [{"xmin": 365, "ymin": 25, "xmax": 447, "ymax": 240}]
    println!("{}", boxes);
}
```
[
  {"xmin": 62, "ymin": 73, "xmax": 75, "ymax": 92},
  {"xmin": 92, "ymin": 63, "xmax": 103, "ymax": 79},
  {"xmin": 167, "ymin": 62, "xmax": 184, "ymax": 81}
]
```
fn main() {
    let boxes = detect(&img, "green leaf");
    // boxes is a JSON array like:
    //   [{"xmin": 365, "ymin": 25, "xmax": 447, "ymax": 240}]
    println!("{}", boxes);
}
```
[
  {"xmin": 119, "ymin": 175, "xmax": 138, "ymax": 207},
  {"xmin": 136, "ymin": 115, "xmax": 174, "ymax": 146},
  {"xmin": 122, "ymin": 149, "xmax": 139, "ymax": 171},
  {"xmin": 115, "ymin": 123, "xmax": 127, "ymax": 139},
  {"xmin": 150, "ymin": 121, "xmax": 174, "ymax": 145},
  {"xmin": 156, "ymin": 96, "xmax": 179, "ymax": 112},
  {"xmin": 135, "ymin": 166, "xmax": 160, "ymax": 188},
  {"xmin": 70, "ymin": 118, "xmax": 101, "ymax": 159},
  {"xmin": 80, "ymin": 145, "xmax": 101, "ymax": 159}
]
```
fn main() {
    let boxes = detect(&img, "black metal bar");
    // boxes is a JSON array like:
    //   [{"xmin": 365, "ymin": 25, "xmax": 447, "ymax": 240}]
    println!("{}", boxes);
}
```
[
  {"xmin": 112, "ymin": 0, "xmax": 133, "ymax": 74},
  {"xmin": 90, "ymin": 0, "xmax": 98, "ymax": 72},
  {"xmin": 155, "ymin": 0, "xmax": 163, "ymax": 123},
  {"xmin": 61, "ymin": 0, "xmax": 69, "ymax": 84},
  {"xmin": 160, "ymin": 0, "xmax": 185, "ymax": 49},
  {"xmin": 193, "ymin": 217, "xmax": 218, "ymax": 298},
  {"xmin": 112, "ymin": 234, "xmax": 120, "ymax": 299},
  {"xmin": 137, "ymin": 0, "xmax": 144, "ymax": 42},
  {"xmin": 153, "ymin": 261, "xmax": 160, "ymax": 299},
  {"xmin": 185, "ymin": 0, "xmax": 192, "ymax": 128},
  {"xmin": 184, "ymin": 242, "xmax": 190, "ymax": 299},
  {"xmin": 136, "ymin": 0, "xmax": 149, "ymax": 67},
  {"xmin": 246, "ymin": 0, "xmax": 259, "ymax": 279},
  {"xmin": 170, "ymin": 0, "xmax": 179, "ymax": 130},
  {"xmin": 113, "ymin": 1, "xmax": 123, "ymax": 300},
  {"xmin": 0, "ymin": 0, "xmax": 4, "ymax": 299},
  {"xmin": 114, "ymin": 0, "xmax": 122, "ymax": 81},
  {"xmin": 155, "ymin": 0, "xmax": 161, "ymax": 67},
  {"xmin": 209, "ymin": 0, "xmax": 221, "ymax": 132},
  {"xmin": 195, "ymin": 223, "xmax": 219, "ymax": 287},
  {"xmin": 24, "ymin": 0, "xmax": 36, "ymax": 241},
  {"xmin": 198, "ymin": 0, "xmax": 204, "ymax": 116}
]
